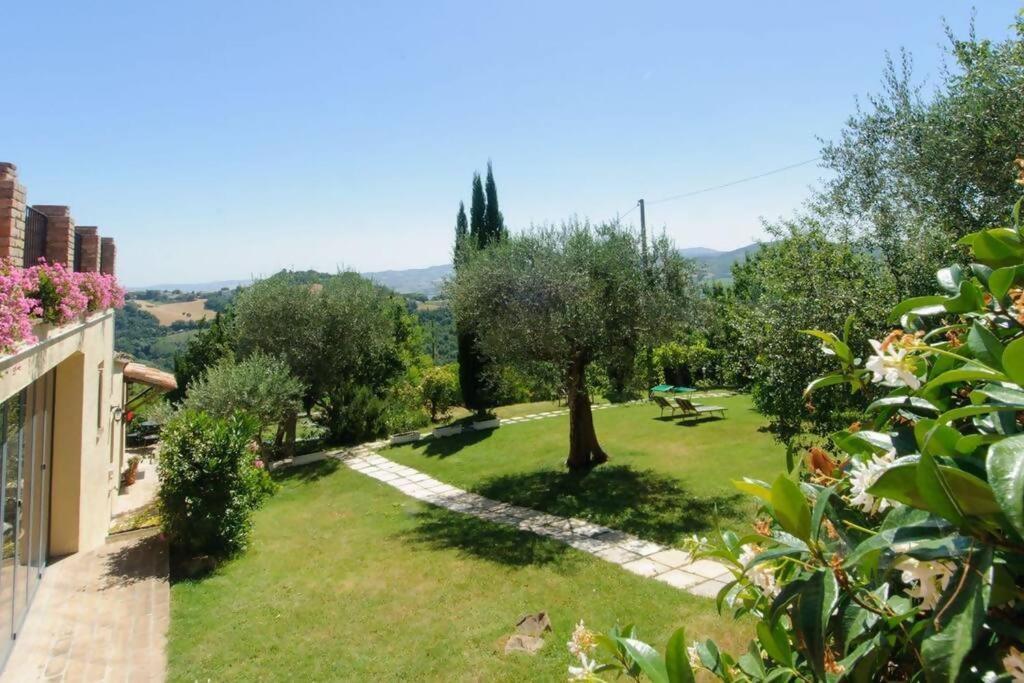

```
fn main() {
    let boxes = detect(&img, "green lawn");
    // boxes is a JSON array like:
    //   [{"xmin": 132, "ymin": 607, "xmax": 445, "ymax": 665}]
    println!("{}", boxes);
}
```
[
  {"xmin": 169, "ymin": 461, "xmax": 752, "ymax": 682},
  {"xmin": 387, "ymin": 394, "xmax": 787, "ymax": 543}
]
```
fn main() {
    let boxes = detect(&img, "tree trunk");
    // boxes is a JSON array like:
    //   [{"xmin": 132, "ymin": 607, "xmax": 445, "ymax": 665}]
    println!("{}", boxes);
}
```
[
  {"xmin": 565, "ymin": 356, "xmax": 608, "ymax": 471},
  {"xmin": 283, "ymin": 412, "xmax": 297, "ymax": 459}
]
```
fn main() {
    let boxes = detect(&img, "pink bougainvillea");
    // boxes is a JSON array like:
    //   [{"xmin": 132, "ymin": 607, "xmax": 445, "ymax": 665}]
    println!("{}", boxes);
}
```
[
  {"xmin": 77, "ymin": 271, "xmax": 126, "ymax": 312},
  {"xmin": 0, "ymin": 260, "xmax": 38, "ymax": 355},
  {"xmin": 0, "ymin": 259, "xmax": 125, "ymax": 357}
]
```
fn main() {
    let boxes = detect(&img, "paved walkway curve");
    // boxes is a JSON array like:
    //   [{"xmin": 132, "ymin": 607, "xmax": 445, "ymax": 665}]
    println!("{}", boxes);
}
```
[{"xmin": 335, "ymin": 441, "xmax": 734, "ymax": 599}]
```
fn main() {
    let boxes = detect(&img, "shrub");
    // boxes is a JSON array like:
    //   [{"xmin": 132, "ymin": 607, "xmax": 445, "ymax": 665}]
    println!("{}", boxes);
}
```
[
  {"xmin": 182, "ymin": 352, "xmax": 305, "ymax": 456},
  {"xmin": 157, "ymin": 410, "xmax": 273, "ymax": 557},
  {"xmin": 579, "ymin": 204, "xmax": 1024, "ymax": 680},
  {"xmin": 420, "ymin": 364, "xmax": 460, "ymax": 421}
]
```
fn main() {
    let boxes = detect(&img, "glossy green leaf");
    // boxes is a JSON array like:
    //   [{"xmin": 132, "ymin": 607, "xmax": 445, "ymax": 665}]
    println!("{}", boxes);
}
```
[
  {"xmin": 989, "ymin": 265, "xmax": 1023, "ymax": 300},
  {"xmin": 921, "ymin": 548, "xmax": 993, "ymax": 682},
  {"xmin": 915, "ymin": 419, "xmax": 960, "ymax": 457},
  {"xmin": 614, "ymin": 637, "xmax": 668, "ymax": 683},
  {"xmin": 794, "ymin": 569, "xmax": 837, "ymax": 680},
  {"xmin": 733, "ymin": 478, "xmax": 773, "ymax": 505},
  {"xmin": 1002, "ymin": 337, "xmax": 1024, "ymax": 386},
  {"xmin": 665, "ymin": 628, "xmax": 695, "ymax": 683},
  {"xmin": 866, "ymin": 395, "xmax": 939, "ymax": 415},
  {"xmin": 803, "ymin": 373, "xmax": 850, "ymax": 396},
  {"xmin": 756, "ymin": 620, "xmax": 792, "ymax": 666},
  {"xmin": 921, "ymin": 362, "xmax": 1008, "ymax": 392},
  {"xmin": 942, "ymin": 280, "xmax": 986, "ymax": 314},
  {"xmin": 936, "ymin": 265, "xmax": 964, "ymax": 293},
  {"xmin": 961, "ymin": 228, "xmax": 1024, "ymax": 268},
  {"xmin": 966, "ymin": 322, "xmax": 1004, "ymax": 372},
  {"xmin": 771, "ymin": 475, "xmax": 811, "ymax": 541},
  {"xmin": 800, "ymin": 329, "xmax": 853, "ymax": 365},
  {"xmin": 987, "ymin": 434, "xmax": 1024, "ymax": 538},
  {"xmin": 832, "ymin": 429, "xmax": 893, "ymax": 455},
  {"xmin": 889, "ymin": 295, "xmax": 948, "ymax": 322},
  {"xmin": 917, "ymin": 451, "xmax": 965, "ymax": 525}
]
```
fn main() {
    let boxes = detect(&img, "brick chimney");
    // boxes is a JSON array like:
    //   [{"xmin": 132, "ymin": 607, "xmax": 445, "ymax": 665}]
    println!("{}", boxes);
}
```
[
  {"xmin": 33, "ymin": 205, "xmax": 75, "ymax": 267},
  {"xmin": 0, "ymin": 163, "xmax": 26, "ymax": 264},
  {"xmin": 100, "ymin": 237, "xmax": 116, "ymax": 276},
  {"xmin": 75, "ymin": 226, "xmax": 101, "ymax": 272}
]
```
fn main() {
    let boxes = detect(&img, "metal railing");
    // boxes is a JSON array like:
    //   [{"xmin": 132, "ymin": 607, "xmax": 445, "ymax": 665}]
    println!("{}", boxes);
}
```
[{"xmin": 22, "ymin": 207, "xmax": 46, "ymax": 267}]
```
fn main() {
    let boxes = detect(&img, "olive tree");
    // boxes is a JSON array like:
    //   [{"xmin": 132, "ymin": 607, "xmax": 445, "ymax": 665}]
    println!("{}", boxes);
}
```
[
  {"xmin": 183, "ymin": 352, "xmax": 305, "ymax": 457},
  {"xmin": 450, "ymin": 220, "xmax": 697, "ymax": 471},
  {"xmin": 232, "ymin": 271, "xmax": 422, "ymax": 443}
]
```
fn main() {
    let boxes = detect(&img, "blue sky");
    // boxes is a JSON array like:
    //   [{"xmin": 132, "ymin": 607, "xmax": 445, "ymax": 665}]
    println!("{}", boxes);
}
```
[{"xmin": 4, "ymin": 1, "xmax": 1020, "ymax": 286}]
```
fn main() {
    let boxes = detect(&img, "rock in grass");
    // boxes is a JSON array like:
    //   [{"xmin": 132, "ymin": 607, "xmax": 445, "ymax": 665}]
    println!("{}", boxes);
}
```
[{"xmin": 514, "ymin": 611, "xmax": 552, "ymax": 637}]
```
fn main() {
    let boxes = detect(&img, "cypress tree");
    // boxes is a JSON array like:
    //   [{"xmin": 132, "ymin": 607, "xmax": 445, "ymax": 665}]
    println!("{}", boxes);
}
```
[
  {"xmin": 454, "ymin": 201, "xmax": 468, "ymax": 266},
  {"xmin": 458, "ymin": 168, "xmax": 500, "ymax": 415},
  {"xmin": 482, "ymin": 161, "xmax": 506, "ymax": 245},
  {"xmin": 469, "ymin": 172, "xmax": 486, "ymax": 248}
]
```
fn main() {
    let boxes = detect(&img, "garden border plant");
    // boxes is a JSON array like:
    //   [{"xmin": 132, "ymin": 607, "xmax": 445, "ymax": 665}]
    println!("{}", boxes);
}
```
[{"xmin": 574, "ymin": 194, "xmax": 1024, "ymax": 681}]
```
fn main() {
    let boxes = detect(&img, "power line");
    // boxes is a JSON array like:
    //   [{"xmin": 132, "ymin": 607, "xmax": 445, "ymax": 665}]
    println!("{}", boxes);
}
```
[{"xmin": 645, "ymin": 157, "xmax": 821, "ymax": 206}]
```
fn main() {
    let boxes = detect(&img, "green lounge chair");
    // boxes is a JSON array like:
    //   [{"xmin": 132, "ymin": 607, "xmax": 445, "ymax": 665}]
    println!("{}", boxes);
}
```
[
  {"xmin": 653, "ymin": 396, "xmax": 679, "ymax": 416},
  {"xmin": 674, "ymin": 397, "xmax": 727, "ymax": 420}
]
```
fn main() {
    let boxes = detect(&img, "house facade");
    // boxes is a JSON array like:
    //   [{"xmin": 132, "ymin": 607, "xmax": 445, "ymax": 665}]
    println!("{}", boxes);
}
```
[{"xmin": 0, "ymin": 163, "xmax": 127, "ymax": 666}]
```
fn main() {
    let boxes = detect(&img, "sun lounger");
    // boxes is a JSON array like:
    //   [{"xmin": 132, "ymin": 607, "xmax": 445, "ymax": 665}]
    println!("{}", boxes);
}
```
[
  {"xmin": 673, "ymin": 397, "xmax": 727, "ymax": 420},
  {"xmin": 653, "ymin": 396, "xmax": 679, "ymax": 416}
]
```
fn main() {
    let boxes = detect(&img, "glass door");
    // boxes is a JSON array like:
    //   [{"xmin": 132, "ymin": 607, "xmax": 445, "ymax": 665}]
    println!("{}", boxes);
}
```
[{"xmin": 0, "ymin": 371, "xmax": 54, "ymax": 666}]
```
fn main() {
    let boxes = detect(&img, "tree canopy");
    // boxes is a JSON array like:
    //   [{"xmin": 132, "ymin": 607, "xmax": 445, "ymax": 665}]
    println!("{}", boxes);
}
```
[{"xmin": 450, "ymin": 219, "xmax": 698, "ymax": 469}]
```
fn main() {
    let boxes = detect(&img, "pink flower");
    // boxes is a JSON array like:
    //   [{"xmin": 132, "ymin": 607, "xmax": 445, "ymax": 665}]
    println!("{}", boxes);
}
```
[
  {"xmin": 253, "ymin": 459, "xmax": 265, "ymax": 469},
  {"xmin": 0, "ymin": 258, "xmax": 125, "ymax": 357}
]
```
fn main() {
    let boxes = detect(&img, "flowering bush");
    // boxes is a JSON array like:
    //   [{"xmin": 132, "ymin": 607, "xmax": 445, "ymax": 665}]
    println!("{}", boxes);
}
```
[
  {"xmin": 579, "ymin": 204, "xmax": 1024, "ymax": 681},
  {"xmin": 0, "ymin": 259, "xmax": 125, "ymax": 355},
  {"xmin": 0, "ymin": 260, "xmax": 38, "ymax": 355},
  {"xmin": 158, "ymin": 410, "xmax": 275, "ymax": 557}
]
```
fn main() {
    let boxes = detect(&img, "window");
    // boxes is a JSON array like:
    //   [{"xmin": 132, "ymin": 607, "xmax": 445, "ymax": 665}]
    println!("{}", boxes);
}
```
[{"xmin": 96, "ymin": 362, "xmax": 104, "ymax": 434}]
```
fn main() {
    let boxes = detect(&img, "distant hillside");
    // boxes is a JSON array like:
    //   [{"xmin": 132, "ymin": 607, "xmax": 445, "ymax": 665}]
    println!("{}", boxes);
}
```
[
  {"xmin": 362, "ymin": 264, "xmax": 454, "ymax": 297},
  {"xmin": 128, "ymin": 279, "xmax": 250, "ymax": 293},
  {"xmin": 130, "ymin": 243, "xmax": 764, "ymax": 298},
  {"xmin": 686, "ymin": 243, "xmax": 764, "ymax": 281}
]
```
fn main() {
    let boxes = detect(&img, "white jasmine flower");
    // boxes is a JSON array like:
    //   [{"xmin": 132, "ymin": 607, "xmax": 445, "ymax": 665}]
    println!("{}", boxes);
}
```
[
  {"xmin": 848, "ymin": 449, "xmax": 896, "ymax": 514},
  {"xmin": 567, "ymin": 653, "xmax": 598, "ymax": 681},
  {"xmin": 567, "ymin": 620, "xmax": 595, "ymax": 659},
  {"xmin": 895, "ymin": 557, "xmax": 954, "ymax": 612},
  {"xmin": 981, "ymin": 671, "xmax": 998, "ymax": 683},
  {"xmin": 1005, "ymin": 646, "xmax": 1024, "ymax": 682},
  {"xmin": 687, "ymin": 640, "xmax": 702, "ymax": 669},
  {"xmin": 865, "ymin": 338, "xmax": 922, "ymax": 389},
  {"xmin": 739, "ymin": 544, "xmax": 780, "ymax": 597}
]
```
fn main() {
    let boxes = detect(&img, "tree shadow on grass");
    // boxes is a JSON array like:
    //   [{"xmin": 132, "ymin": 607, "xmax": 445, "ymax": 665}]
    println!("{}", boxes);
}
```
[
  {"xmin": 406, "ymin": 429, "xmax": 495, "ymax": 458},
  {"xmin": 400, "ymin": 505, "xmax": 577, "ymax": 570},
  {"xmin": 473, "ymin": 465, "xmax": 746, "ymax": 546},
  {"xmin": 271, "ymin": 458, "xmax": 340, "ymax": 485}
]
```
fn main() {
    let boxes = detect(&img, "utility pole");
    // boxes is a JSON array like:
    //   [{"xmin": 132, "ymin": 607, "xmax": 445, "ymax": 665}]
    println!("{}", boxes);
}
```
[
  {"xmin": 637, "ymin": 198, "xmax": 655, "ymax": 391},
  {"xmin": 638, "ymin": 199, "xmax": 649, "ymax": 269}
]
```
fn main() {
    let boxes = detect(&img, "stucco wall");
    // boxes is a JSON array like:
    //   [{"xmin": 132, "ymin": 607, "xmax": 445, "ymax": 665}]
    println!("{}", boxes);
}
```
[{"xmin": 0, "ymin": 311, "xmax": 121, "ymax": 556}]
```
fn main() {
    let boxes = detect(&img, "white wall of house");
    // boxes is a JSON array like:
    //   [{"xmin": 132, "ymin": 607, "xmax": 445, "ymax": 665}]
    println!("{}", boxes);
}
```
[{"xmin": 0, "ymin": 311, "xmax": 124, "ymax": 556}]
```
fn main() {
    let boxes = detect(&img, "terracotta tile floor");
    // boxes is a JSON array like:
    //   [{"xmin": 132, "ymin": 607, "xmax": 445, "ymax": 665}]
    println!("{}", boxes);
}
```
[{"xmin": 3, "ymin": 531, "xmax": 168, "ymax": 682}]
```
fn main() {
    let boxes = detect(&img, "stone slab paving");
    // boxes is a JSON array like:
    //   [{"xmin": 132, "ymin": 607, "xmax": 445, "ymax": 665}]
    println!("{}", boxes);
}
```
[
  {"xmin": 3, "ymin": 530, "xmax": 169, "ymax": 683},
  {"xmin": 498, "ymin": 393, "xmax": 734, "ymax": 426},
  {"xmin": 335, "ymin": 444, "xmax": 733, "ymax": 599}
]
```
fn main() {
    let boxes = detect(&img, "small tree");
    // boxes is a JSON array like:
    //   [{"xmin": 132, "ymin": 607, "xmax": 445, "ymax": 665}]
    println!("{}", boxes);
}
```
[
  {"xmin": 183, "ymin": 353, "xmax": 305, "ymax": 457},
  {"xmin": 451, "ymin": 220, "xmax": 697, "ymax": 470},
  {"xmin": 420, "ymin": 364, "xmax": 460, "ymax": 421}
]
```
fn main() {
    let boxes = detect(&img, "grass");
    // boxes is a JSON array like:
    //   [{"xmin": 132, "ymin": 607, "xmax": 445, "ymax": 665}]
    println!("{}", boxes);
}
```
[
  {"xmin": 149, "ymin": 329, "xmax": 198, "ymax": 356},
  {"xmin": 386, "ymin": 394, "xmax": 787, "ymax": 543},
  {"xmin": 437, "ymin": 397, "xmax": 608, "ymax": 426},
  {"xmin": 135, "ymin": 298, "xmax": 217, "ymax": 325},
  {"xmin": 169, "ymin": 460, "xmax": 752, "ymax": 682}
]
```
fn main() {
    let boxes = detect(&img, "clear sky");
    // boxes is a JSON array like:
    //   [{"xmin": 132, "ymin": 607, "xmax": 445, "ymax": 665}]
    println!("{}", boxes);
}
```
[{"xmin": 4, "ymin": 1, "xmax": 1020, "ymax": 286}]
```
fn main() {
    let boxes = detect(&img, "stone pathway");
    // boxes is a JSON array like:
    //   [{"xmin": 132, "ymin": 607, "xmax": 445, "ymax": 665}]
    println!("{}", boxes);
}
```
[
  {"xmin": 337, "ymin": 444, "xmax": 733, "ymax": 599},
  {"xmin": 3, "ymin": 530, "xmax": 169, "ymax": 682}
]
